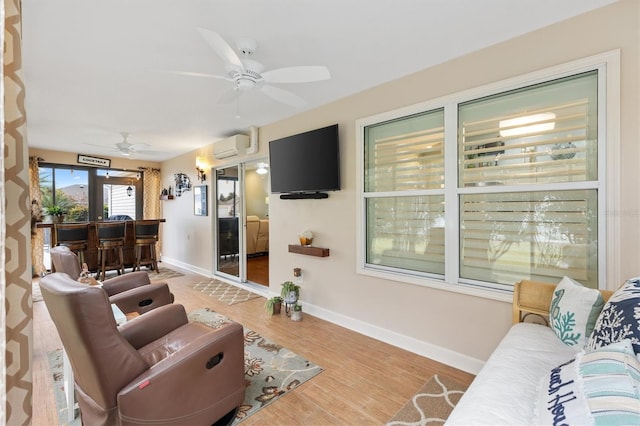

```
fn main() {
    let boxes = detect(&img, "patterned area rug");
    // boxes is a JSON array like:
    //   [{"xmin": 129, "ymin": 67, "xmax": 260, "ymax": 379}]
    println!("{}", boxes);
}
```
[
  {"xmin": 32, "ymin": 267, "xmax": 184, "ymax": 303},
  {"xmin": 386, "ymin": 375, "xmax": 468, "ymax": 426},
  {"xmin": 47, "ymin": 308, "xmax": 323, "ymax": 425},
  {"xmin": 191, "ymin": 279, "xmax": 261, "ymax": 305}
]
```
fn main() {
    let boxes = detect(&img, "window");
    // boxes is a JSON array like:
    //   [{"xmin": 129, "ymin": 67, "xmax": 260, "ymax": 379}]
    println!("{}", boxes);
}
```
[
  {"xmin": 39, "ymin": 166, "xmax": 89, "ymax": 221},
  {"xmin": 364, "ymin": 110, "xmax": 445, "ymax": 276},
  {"xmin": 358, "ymin": 53, "xmax": 618, "ymax": 294},
  {"xmin": 458, "ymin": 72, "xmax": 598, "ymax": 289}
]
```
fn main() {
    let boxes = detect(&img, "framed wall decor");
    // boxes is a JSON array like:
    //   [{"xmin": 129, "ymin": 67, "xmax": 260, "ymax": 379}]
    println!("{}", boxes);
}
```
[{"xmin": 194, "ymin": 185, "xmax": 207, "ymax": 216}]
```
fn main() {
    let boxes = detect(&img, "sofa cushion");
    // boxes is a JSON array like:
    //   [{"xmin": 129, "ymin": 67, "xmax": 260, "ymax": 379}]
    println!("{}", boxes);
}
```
[
  {"xmin": 587, "ymin": 277, "xmax": 640, "ymax": 353},
  {"xmin": 446, "ymin": 323, "xmax": 575, "ymax": 425},
  {"xmin": 534, "ymin": 339, "xmax": 640, "ymax": 426},
  {"xmin": 549, "ymin": 276, "xmax": 604, "ymax": 349}
]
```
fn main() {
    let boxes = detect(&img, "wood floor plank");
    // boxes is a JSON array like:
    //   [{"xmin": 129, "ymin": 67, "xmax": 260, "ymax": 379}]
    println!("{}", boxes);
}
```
[{"xmin": 32, "ymin": 267, "xmax": 475, "ymax": 425}]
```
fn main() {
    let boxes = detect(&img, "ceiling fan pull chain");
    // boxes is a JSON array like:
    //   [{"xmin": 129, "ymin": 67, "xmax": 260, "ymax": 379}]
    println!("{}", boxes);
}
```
[{"xmin": 235, "ymin": 91, "xmax": 241, "ymax": 119}]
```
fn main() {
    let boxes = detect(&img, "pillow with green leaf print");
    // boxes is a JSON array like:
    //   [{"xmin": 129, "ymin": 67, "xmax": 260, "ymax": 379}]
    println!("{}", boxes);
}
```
[{"xmin": 549, "ymin": 276, "xmax": 604, "ymax": 349}]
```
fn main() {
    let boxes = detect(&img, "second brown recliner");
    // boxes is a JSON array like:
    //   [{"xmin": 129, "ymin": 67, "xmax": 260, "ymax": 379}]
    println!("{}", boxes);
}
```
[
  {"xmin": 39, "ymin": 273, "xmax": 245, "ymax": 425},
  {"xmin": 50, "ymin": 245, "xmax": 173, "ymax": 315}
]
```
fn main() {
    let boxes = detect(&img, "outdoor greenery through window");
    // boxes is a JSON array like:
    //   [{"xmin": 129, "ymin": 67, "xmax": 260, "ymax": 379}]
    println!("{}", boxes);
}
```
[
  {"xmin": 39, "ymin": 167, "xmax": 89, "ymax": 221},
  {"xmin": 361, "ymin": 68, "xmax": 602, "ymax": 291}
]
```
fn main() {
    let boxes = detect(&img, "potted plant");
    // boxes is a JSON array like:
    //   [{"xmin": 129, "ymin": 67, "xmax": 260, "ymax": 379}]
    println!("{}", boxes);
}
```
[
  {"xmin": 291, "ymin": 303, "xmax": 303, "ymax": 322},
  {"xmin": 264, "ymin": 296, "xmax": 283, "ymax": 315},
  {"xmin": 44, "ymin": 205, "xmax": 66, "ymax": 223},
  {"xmin": 281, "ymin": 281, "xmax": 300, "ymax": 304}
]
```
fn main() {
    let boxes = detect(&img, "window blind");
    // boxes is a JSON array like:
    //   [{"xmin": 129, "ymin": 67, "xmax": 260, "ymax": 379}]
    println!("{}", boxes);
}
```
[
  {"xmin": 364, "ymin": 109, "xmax": 445, "ymax": 275},
  {"xmin": 458, "ymin": 72, "xmax": 599, "ymax": 288}
]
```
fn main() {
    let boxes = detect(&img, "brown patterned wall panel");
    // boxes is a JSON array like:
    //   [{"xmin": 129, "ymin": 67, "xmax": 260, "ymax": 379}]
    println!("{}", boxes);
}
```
[{"xmin": 4, "ymin": 0, "xmax": 33, "ymax": 423}]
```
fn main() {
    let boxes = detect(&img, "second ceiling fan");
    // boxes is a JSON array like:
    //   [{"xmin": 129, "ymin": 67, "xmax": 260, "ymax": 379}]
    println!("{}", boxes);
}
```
[{"xmin": 180, "ymin": 28, "xmax": 331, "ymax": 108}]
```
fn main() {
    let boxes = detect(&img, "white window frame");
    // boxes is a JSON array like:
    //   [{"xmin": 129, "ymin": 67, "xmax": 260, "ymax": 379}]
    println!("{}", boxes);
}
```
[{"xmin": 355, "ymin": 50, "xmax": 620, "ymax": 302}]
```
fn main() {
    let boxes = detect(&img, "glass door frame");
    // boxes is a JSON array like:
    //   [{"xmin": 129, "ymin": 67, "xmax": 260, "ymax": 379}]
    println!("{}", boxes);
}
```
[{"xmin": 214, "ymin": 163, "xmax": 247, "ymax": 282}]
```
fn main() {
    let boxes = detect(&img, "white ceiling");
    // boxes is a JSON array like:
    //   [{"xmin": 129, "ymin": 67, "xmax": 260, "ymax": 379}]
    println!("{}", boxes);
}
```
[{"xmin": 22, "ymin": 0, "xmax": 617, "ymax": 162}]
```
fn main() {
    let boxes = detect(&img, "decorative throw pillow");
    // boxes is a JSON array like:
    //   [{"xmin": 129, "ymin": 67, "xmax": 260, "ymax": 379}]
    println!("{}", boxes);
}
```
[
  {"xmin": 550, "ymin": 276, "xmax": 604, "ymax": 349},
  {"xmin": 533, "ymin": 357, "xmax": 591, "ymax": 425},
  {"xmin": 587, "ymin": 277, "xmax": 640, "ymax": 353},
  {"xmin": 533, "ymin": 339, "xmax": 640, "ymax": 426},
  {"xmin": 579, "ymin": 339, "xmax": 640, "ymax": 424}
]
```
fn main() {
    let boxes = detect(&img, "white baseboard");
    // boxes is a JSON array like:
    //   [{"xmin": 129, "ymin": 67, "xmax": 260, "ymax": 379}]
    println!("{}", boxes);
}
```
[
  {"xmin": 160, "ymin": 256, "xmax": 211, "ymax": 278},
  {"xmin": 302, "ymin": 303, "xmax": 485, "ymax": 375},
  {"xmin": 161, "ymin": 258, "xmax": 485, "ymax": 375}
]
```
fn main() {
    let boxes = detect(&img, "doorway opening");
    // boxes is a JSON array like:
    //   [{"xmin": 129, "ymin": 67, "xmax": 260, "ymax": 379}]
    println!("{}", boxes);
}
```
[{"xmin": 214, "ymin": 160, "xmax": 269, "ymax": 286}]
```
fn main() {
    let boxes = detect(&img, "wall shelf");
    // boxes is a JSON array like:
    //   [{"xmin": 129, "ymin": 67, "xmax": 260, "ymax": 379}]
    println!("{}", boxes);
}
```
[{"xmin": 288, "ymin": 244, "xmax": 330, "ymax": 257}]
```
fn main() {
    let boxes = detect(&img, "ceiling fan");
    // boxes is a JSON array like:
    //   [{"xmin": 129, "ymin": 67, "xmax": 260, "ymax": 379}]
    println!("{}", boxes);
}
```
[
  {"xmin": 176, "ymin": 28, "xmax": 331, "ymax": 108},
  {"xmin": 85, "ymin": 132, "xmax": 163, "ymax": 158},
  {"xmin": 113, "ymin": 132, "xmax": 146, "ymax": 156}
]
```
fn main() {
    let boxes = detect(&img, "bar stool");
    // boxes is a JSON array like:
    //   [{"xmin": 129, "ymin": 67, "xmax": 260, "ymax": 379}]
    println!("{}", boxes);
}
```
[
  {"xmin": 95, "ymin": 221, "xmax": 126, "ymax": 280},
  {"xmin": 54, "ymin": 223, "xmax": 89, "ymax": 267},
  {"xmin": 133, "ymin": 220, "xmax": 160, "ymax": 273}
]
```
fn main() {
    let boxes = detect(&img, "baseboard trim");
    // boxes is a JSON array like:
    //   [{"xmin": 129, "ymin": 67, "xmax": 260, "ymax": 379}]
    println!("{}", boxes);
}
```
[
  {"xmin": 303, "ymin": 303, "xmax": 485, "ymax": 375},
  {"xmin": 163, "ymin": 258, "xmax": 485, "ymax": 375},
  {"xmin": 160, "ymin": 256, "xmax": 211, "ymax": 278}
]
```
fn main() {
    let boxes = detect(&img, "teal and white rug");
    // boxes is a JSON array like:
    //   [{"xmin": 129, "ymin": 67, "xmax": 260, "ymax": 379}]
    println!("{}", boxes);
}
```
[{"xmin": 47, "ymin": 307, "xmax": 323, "ymax": 425}]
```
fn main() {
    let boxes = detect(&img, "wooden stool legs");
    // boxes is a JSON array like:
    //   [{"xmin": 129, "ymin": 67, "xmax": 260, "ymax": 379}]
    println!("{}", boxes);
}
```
[
  {"xmin": 96, "ymin": 242, "xmax": 125, "ymax": 281},
  {"xmin": 134, "ymin": 240, "xmax": 158, "ymax": 273}
]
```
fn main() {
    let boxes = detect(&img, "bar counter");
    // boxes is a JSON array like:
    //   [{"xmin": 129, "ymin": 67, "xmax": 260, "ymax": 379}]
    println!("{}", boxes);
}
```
[{"xmin": 36, "ymin": 219, "xmax": 165, "ymax": 272}]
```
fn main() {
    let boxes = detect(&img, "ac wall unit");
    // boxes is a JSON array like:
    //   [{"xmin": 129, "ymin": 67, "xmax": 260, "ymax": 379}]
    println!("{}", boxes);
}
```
[{"xmin": 213, "ymin": 134, "xmax": 249, "ymax": 159}]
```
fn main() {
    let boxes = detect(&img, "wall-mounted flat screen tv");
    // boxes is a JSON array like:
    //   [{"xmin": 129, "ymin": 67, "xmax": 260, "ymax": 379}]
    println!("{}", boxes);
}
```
[{"xmin": 268, "ymin": 124, "xmax": 340, "ymax": 198}]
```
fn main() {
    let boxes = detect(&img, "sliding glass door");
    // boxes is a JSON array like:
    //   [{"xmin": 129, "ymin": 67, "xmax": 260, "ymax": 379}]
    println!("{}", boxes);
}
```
[
  {"xmin": 215, "ymin": 165, "xmax": 242, "ymax": 279},
  {"xmin": 214, "ymin": 160, "xmax": 270, "ymax": 285}
]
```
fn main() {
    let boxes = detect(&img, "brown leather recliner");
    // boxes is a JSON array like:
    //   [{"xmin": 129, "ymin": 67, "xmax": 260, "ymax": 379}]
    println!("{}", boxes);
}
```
[
  {"xmin": 40, "ymin": 273, "xmax": 246, "ymax": 426},
  {"xmin": 50, "ymin": 245, "xmax": 173, "ymax": 315}
]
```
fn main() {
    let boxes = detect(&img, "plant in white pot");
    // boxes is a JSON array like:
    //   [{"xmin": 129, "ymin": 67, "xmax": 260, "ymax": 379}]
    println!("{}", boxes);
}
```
[
  {"xmin": 291, "ymin": 303, "xmax": 303, "ymax": 321},
  {"xmin": 280, "ymin": 281, "xmax": 300, "ymax": 305}
]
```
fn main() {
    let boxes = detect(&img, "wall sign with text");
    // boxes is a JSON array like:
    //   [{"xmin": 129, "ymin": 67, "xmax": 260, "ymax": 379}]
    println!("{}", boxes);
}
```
[{"xmin": 77, "ymin": 154, "xmax": 111, "ymax": 168}]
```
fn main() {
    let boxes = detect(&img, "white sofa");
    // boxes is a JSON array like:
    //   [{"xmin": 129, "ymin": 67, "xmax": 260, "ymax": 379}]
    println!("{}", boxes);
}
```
[{"xmin": 447, "ymin": 280, "xmax": 617, "ymax": 425}]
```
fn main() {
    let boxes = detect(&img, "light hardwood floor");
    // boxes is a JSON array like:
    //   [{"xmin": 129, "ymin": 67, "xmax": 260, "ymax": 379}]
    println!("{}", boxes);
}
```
[{"xmin": 32, "ymin": 267, "xmax": 475, "ymax": 425}]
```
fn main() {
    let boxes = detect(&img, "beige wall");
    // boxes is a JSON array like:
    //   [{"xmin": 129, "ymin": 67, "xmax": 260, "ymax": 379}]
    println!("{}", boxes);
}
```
[
  {"xmin": 161, "ymin": 0, "xmax": 639, "ymax": 372},
  {"xmin": 159, "ymin": 145, "xmax": 217, "ymax": 275}
]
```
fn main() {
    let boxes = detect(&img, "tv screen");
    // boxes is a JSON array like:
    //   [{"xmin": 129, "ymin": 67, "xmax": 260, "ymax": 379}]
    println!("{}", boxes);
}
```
[{"xmin": 268, "ymin": 124, "xmax": 340, "ymax": 195}]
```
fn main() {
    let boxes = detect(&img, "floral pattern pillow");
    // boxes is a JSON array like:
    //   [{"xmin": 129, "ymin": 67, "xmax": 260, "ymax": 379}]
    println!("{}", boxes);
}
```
[{"xmin": 586, "ymin": 277, "xmax": 640, "ymax": 353}]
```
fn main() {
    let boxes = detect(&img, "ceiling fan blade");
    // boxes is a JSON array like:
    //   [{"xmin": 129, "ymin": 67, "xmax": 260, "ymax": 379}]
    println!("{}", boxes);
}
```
[
  {"xmin": 262, "ymin": 66, "xmax": 330, "ymax": 83},
  {"xmin": 261, "ymin": 85, "xmax": 307, "ymax": 108},
  {"xmin": 196, "ymin": 28, "xmax": 244, "ymax": 72},
  {"xmin": 156, "ymin": 69, "xmax": 229, "ymax": 80}
]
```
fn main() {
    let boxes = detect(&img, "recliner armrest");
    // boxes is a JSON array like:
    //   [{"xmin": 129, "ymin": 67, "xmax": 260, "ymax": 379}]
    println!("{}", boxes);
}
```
[
  {"xmin": 109, "ymin": 282, "xmax": 173, "ymax": 315},
  {"xmin": 102, "ymin": 271, "xmax": 151, "ymax": 296},
  {"xmin": 119, "ymin": 304, "xmax": 188, "ymax": 349},
  {"xmin": 117, "ymin": 322, "xmax": 245, "ymax": 424}
]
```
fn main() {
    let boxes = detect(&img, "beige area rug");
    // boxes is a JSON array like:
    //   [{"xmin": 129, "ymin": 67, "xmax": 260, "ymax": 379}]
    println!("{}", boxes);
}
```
[
  {"xmin": 33, "ymin": 266, "xmax": 184, "ymax": 303},
  {"xmin": 191, "ymin": 279, "xmax": 261, "ymax": 306},
  {"xmin": 386, "ymin": 374, "xmax": 468, "ymax": 426}
]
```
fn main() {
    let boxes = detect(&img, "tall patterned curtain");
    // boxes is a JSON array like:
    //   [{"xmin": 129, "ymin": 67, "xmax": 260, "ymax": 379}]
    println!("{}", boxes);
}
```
[
  {"xmin": 142, "ymin": 168, "xmax": 162, "ymax": 257},
  {"xmin": 0, "ymin": 1, "xmax": 6, "ymax": 422},
  {"xmin": 4, "ymin": 0, "xmax": 33, "ymax": 423},
  {"xmin": 29, "ymin": 157, "xmax": 44, "ymax": 276}
]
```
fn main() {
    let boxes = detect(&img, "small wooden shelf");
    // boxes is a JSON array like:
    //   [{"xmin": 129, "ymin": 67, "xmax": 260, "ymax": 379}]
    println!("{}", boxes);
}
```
[{"xmin": 288, "ymin": 244, "xmax": 330, "ymax": 257}]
